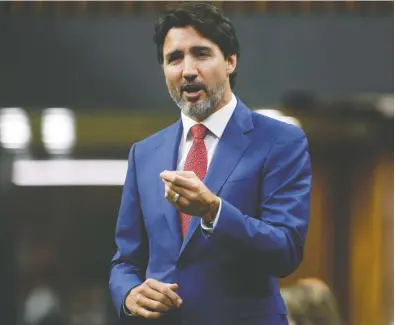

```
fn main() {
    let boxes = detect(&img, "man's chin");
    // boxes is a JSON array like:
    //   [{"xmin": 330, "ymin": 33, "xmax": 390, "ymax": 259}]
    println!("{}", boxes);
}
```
[
  {"xmin": 182, "ymin": 105, "xmax": 212, "ymax": 120},
  {"xmin": 185, "ymin": 99, "xmax": 203, "ymax": 108},
  {"xmin": 178, "ymin": 99, "xmax": 197, "ymax": 110}
]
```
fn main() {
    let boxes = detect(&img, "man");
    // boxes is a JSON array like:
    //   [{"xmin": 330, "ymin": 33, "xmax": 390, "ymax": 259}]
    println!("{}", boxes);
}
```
[{"xmin": 109, "ymin": 2, "xmax": 311, "ymax": 325}]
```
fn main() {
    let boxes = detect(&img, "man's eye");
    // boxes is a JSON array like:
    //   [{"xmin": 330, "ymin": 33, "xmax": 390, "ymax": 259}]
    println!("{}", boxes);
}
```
[
  {"xmin": 198, "ymin": 51, "xmax": 209, "ymax": 57},
  {"xmin": 168, "ymin": 56, "xmax": 182, "ymax": 64}
]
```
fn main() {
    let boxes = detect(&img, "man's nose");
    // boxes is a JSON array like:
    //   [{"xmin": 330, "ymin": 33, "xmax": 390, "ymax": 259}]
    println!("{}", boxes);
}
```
[{"xmin": 182, "ymin": 57, "xmax": 198, "ymax": 82}]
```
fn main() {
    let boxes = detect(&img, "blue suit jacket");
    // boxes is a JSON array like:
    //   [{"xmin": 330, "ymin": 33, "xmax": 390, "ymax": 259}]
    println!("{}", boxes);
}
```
[{"xmin": 109, "ymin": 98, "xmax": 311, "ymax": 325}]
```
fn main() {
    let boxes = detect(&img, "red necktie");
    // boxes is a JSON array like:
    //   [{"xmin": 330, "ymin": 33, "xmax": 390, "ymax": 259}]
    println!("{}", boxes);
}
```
[{"xmin": 180, "ymin": 124, "xmax": 208, "ymax": 238}]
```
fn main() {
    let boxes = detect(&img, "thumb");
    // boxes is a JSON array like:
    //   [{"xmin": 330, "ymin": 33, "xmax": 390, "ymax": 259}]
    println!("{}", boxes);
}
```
[
  {"xmin": 165, "ymin": 283, "xmax": 179, "ymax": 290},
  {"xmin": 174, "ymin": 171, "xmax": 196, "ymax": 178}
]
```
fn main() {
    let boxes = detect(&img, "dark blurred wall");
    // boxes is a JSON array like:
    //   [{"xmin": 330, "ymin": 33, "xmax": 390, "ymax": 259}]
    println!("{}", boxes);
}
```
[
  {"xmin": 0, "ymin": 12, "xmax": 393, "ymax": 110},
  {"xmin": 0, "ymin": 152, "xmax": 16, "ymax": 325}
]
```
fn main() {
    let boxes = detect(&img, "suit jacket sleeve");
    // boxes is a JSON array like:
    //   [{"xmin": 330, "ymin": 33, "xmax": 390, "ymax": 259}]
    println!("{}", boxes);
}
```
[
  {"xmin": 109, "ymin": 144, "xmax": 148, "ymax": 318},
  {"xmin": 212, "ymin": 132, "xmax": 311, "ymax": 278}
]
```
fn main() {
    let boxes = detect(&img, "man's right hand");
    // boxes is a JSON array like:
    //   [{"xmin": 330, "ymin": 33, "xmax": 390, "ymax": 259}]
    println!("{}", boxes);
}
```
[{"xmin": 125, "ymin": 278, "xmax": 183, "ymax": 319}]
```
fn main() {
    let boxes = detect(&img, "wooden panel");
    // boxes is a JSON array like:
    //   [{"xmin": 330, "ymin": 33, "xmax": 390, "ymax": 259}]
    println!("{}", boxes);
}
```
[
  {"xmin": 349, "ymin": 154, "xmax": 394, "ymax": 325},
  {"xmin": 379, "ymin": 156, "xmax": 394, "ymax": 325}
]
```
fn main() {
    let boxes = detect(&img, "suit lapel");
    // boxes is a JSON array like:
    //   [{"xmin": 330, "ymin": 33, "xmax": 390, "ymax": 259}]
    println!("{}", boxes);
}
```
[
  {"xmin": 156, "ymin": 121, "xmax": 183, "ymax": 250},
  {"xmin": 179, "ymin": 100, "xmax": 254, "ymax": 256}
]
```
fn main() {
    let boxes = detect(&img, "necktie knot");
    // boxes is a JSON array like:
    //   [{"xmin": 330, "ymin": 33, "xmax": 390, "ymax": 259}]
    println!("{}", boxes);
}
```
[{"xmin": 190, "ymin": 124, "xmax": 208, "ymax": 139}]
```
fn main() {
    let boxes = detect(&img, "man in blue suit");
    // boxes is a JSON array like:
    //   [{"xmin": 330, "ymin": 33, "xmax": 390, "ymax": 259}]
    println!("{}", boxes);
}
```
[{"xmin": 110, "ymin": 2, "xmax": 311, "ymax": 324}]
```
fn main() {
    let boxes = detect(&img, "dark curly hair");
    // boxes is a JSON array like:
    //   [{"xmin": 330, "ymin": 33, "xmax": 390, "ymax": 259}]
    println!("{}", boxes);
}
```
[{"xmin": 153, "ymin": 2, "xmax": 240, "ymax": 89}]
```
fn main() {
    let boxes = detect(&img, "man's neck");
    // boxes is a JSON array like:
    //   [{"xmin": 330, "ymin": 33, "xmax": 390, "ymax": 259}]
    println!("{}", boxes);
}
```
[{"xmin": 212, "ymin": 89, "xmax": 233, "ymax": 115}]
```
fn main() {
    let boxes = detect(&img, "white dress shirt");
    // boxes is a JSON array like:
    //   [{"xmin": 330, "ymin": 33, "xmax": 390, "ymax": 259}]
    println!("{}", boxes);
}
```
[{"xmin": 177, "ymin": 93, "xmax": 237, "ymax": 233}]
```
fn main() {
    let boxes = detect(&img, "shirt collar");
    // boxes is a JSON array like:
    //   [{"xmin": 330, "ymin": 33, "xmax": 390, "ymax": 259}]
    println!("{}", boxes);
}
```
[{"xmin": 181, "ymin": 93, "xmax": 237, "ymax": 141}]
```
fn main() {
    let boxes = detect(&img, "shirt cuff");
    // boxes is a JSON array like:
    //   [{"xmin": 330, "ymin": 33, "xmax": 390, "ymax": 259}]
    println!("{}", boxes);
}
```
[{"xmin": 201, "ymin": 198, "xmax": 222, "ymax": 234}]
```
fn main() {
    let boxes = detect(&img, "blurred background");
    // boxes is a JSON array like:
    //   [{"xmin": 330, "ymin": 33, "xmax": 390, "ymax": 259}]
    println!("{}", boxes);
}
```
[{"xmin": 0, "ymin": 1, "xmax": 393, "ymax": 325}]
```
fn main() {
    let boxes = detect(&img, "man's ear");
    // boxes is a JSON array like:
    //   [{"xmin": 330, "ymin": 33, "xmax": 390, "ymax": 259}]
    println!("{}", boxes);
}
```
[{"xmin": 226, "ymin": 54, "xmax": 237, "ymax": 76}]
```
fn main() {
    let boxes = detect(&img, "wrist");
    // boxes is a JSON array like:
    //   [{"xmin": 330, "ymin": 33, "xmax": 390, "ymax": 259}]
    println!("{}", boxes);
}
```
[{"xmin": 202, "ymin": 196, "xmax": 220, "ymax": 224}]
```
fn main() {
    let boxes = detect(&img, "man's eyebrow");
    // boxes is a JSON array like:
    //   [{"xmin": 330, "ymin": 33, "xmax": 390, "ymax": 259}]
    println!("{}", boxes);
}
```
[
  {"xmin": 165, "ymin": 50, "xmax": 183, "ymax": 62},
  {"xmin": 191, "ymin": 46, "xmax": 213, "ymax": 53},
  {"xmin": 165, "ymin": 46, "xmax": 213, "ymax": 61}
]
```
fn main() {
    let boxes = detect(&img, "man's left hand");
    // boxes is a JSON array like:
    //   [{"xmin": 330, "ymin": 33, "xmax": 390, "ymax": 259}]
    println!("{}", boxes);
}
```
[{"xmin": 160, "ymin": 170, "xmax": 220, "ymax": 224}]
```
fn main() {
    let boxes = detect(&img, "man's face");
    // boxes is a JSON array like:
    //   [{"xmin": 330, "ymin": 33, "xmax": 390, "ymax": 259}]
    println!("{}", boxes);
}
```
[{"xmin": 162, "ymin": 26, "xmax": 236, "ymax": 121}]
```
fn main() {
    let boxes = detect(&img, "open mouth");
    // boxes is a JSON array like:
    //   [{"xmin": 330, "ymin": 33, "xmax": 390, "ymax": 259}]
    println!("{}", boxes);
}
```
[{"xmin": 182, "ymin": 84, "xmax": 205, "ymax": 101}]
